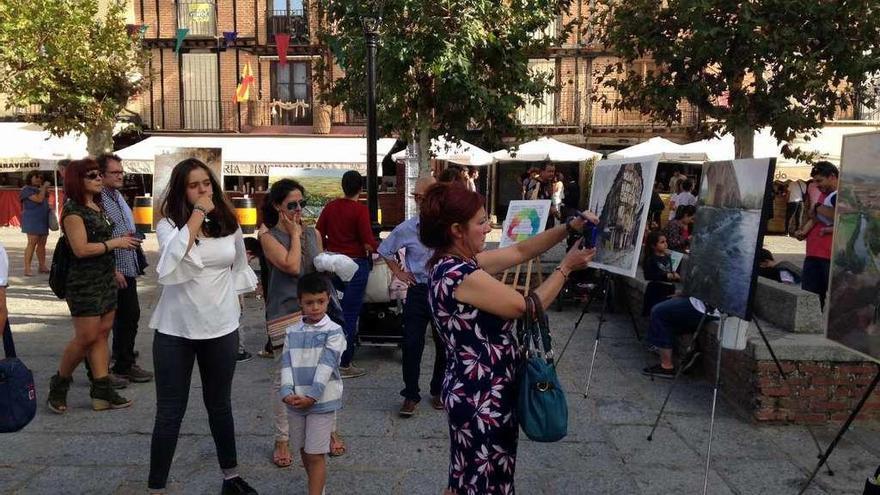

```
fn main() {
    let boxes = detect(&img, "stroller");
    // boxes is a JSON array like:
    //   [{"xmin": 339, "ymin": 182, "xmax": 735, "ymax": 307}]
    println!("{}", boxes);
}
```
[{"xmin": 357, "ymin": 252, "xmax": 407, "ymax": 346}]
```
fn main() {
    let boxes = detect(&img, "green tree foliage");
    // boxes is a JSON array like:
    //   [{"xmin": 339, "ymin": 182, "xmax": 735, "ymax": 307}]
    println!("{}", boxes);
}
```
[
  {"xmin": 319, "ymin": 0, "xmax": 572, "ymax": 174},
  {"xmin": 593, "ymin": 0, "xmax": 880, "ymax": 159},
  {"xmin": 0, "ymin": 0, "xmax": 148, "ymax": 154}
]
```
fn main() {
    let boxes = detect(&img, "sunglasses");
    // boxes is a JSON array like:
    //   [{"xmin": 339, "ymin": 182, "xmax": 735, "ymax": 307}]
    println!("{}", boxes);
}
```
[
  {"xmin": 286, "ymin": 200, "xmax": 307, "ymax": 211},
  {"xmin": 84, "ymin": 171, "xmax": 103, "ymax": 180}
]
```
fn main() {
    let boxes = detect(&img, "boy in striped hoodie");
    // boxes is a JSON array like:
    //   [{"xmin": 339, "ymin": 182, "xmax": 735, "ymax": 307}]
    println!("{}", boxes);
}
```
[{"xmin": 279, "ymin": 273, "xmax": 346, "ymax": 495}]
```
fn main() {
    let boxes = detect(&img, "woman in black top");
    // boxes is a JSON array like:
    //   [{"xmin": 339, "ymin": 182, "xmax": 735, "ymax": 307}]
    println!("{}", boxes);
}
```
[{"xmin": 47, "ymin": 158, "xmax": 141, "ymax": 414}]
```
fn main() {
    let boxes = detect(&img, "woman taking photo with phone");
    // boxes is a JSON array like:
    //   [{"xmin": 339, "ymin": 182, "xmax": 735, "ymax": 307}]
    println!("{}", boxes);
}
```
[
  {"xmin": 148, "ymin": 159, "xmax": 258, "ymax": 494},
  {"xmin": 420, "ymin": 182, "xmax": 597, "ymax": 494},
  {"xmin": 19, "ymin": 170, "xmax": 51, "ymax": 276},
  {"xmin": 47, "ymin": 159, "xmax": 141, "ymax": 414}
]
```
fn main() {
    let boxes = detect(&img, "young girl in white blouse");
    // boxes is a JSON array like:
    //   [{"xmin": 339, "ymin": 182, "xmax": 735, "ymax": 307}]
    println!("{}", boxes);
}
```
[{"xmin": 148, "ymin": 159, "xmax": 258, "ymax": 495}]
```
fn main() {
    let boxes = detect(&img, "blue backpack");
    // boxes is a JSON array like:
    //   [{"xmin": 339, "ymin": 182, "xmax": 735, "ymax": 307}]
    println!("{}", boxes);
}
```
[{"xmin": 0, "ymin": 322, "xmax": 36, "ymax": 433}]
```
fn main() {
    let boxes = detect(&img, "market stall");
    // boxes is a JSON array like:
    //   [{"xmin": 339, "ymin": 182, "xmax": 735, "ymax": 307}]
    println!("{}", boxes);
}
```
[
  {"xmin": 490, "ymin": 137, "xmax": 602, "ymax": 222},
  {"xmin": 116, "ymin": 135, "xmax": 399, "ymax": 227},
  {"xmin": 0, "ymin": 123, "xmax": 87, "ymax": 226}
]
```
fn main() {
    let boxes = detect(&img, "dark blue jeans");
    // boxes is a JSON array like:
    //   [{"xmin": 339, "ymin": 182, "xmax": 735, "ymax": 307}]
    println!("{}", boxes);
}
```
[
  {"xmin": 646, "ymin": 297, "xmax": 715, "ymax": 350},
  {"xmin": 802, "ymin": 256, "xmax": 830, "ymax": 310},
  {"xmin": 111, "ymin": 276, "xmax": 139, "ymax": 374},
  {"xmin": 400, "ymin": 283, "xmax": 446, "ymax": 402},
  {"xmin": 339, "ymin": 257, "xmax": 372, "ymax": 367},
  {"xmin": 148, "ymin": 330, "xmax": 239, "ymax": 489}
]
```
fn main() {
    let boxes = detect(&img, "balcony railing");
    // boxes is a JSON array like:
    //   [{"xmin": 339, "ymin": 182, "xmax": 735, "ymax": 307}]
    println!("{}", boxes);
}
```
[
  {"xmin": 586, "ymin": 91, "xmax": 699, "ymax": 129},
  {"xmin": 0, "ymin": 104, "xmax": 42, "ymax": 121},
  {"xmin": 266, "ymin": 9, "xmax": 309, "ymax": 45},
  {"xmin": 140, "ymin": 99, "xmax": 238, "ymax": 132},
  {"xmin": 833, "ymin": 99, "xmax": 880, "ymax": 122},
  {"xmin": 177, "ymin": 0, "xmax": 216, "ymax": 37},
  {"xmin": 247, "ymin": 99, "xmax": 313, "ymax": 126}
]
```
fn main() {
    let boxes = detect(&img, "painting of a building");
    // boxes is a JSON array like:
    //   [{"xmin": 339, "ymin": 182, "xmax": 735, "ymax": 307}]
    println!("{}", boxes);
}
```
[
  {"xmin": 588, "ymin": 157, "xmax": 658, "ymax": 278},
  {"xmin": 598, "ymin": 163, "xmax": 644, "ymax": 251}
]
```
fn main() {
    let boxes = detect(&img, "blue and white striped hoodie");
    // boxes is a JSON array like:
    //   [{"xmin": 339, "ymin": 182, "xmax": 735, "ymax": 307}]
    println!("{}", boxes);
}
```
[{"xmin": 279, "ymin": 314, "xmax": 346, "ymax": 415}]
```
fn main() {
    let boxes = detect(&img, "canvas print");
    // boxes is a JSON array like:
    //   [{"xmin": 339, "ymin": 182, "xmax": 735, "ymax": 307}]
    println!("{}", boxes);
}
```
[
  {"xmin": 684, "ymin": 158, "xmax": 776, "ymax": 320},
  {"xmin": 499, "ymin": 200, "xmax": 552, "ymax": 248},
  {"xmin": 588, "ymin": 156, "xmax": 659, "ymax": 278},
  {"xmin": 269, "ymin": 166, "xmax": 349, "ymax": 222},
  {"xmin": 153, "ymin": 147, "xmax": 222, "ymax": 227},
  {"xmin": 827, "ymin": 132, "xmax": 880, "ymax": 362}
]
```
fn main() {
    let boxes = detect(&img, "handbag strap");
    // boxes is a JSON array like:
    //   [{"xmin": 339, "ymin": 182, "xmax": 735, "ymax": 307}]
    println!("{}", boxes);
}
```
[
  {"xmin": 529, "ymin": 293, "xmax": 554, "ymax": 362},
  {"xmin": 2, "ymin": 321, "xmax": 15, "ymax": 359}
]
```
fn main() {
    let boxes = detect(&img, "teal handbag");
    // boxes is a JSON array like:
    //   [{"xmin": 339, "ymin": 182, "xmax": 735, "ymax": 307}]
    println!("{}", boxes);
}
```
[{"xmin": 517, "ymin": 293, "xmax": 568, "ymax": 442}]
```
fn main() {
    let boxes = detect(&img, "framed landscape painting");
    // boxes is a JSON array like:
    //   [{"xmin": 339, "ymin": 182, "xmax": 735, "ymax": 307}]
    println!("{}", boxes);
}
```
[
  {"xmin": 827, "ymin": 131, "xmax": 880, "ymax": 362},
  {"xmin": 587, "ymin": 155, "xmax": 659, "ymax": 278},
  {"xmin": 684, "ymin": 157, "xmax": 776, "ymax": 320}
]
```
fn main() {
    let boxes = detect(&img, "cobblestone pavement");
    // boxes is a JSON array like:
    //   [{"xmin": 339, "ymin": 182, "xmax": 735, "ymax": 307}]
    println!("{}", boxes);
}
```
[{"xmin": 0, "ymin": 228, "xmax": 875, "ymax": 495}]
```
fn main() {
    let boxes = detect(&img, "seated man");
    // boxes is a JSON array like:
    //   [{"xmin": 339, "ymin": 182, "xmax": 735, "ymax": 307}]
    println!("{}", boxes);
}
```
[
  {"xmin": 643, "ymin": 296, "xmax": 719, "ymax": 379},
  {"xmin": 757, "ymin": 248, "xmax": 801, "ymax": 285}
]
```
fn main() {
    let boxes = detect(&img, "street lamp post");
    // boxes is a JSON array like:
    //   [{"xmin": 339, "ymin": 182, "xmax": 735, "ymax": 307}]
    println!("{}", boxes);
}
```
[{"xmin": 362, "ymin": 15, "xmax": 380, "ymax": 227}]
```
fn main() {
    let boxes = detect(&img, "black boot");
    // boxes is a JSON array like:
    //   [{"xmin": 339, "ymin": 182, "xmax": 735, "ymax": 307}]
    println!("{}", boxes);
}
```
[
  {"xmin": 47, "ymin": 372, "xmax": 72, "ymax": 414},
  {"xmin": 89, "ymin": 376, "xmax": 133, "ymax": 411}
]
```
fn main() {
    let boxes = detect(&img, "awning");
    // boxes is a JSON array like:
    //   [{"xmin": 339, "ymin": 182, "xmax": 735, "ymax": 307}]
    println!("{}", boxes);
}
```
[
  {"xmin": 390, "ymin": 136, "xmax": 494, "ymax": 166},
  {"xmin": 492, "ymin": 137, "xmax": 602, "ymax": 162},
  {"xmin": 608, "ymin": 136, "xmax": 708, "ymax": 162},
  {"xmin": 0, "ymin": 122, "xmax": 89, "ymax": 171},
  {"xmin": 116, "ymin": 135, "xmax": 399, "ymax": 175}
]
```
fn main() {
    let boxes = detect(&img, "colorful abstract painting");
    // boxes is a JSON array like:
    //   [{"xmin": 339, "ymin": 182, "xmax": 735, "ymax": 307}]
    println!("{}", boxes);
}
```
[{"xmin": 499, "ymin": 200, "xmax": 552, "ymax": 248}]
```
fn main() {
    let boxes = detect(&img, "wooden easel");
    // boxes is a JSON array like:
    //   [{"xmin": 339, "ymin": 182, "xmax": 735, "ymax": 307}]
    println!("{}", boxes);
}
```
[{"xmin": 500, "ymin": 255, "xmax": 543, "ymax": 295}]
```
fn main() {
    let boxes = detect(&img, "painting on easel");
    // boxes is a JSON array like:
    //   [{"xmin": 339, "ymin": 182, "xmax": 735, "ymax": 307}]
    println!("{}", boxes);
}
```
[
  {"xmin": 588, "ymin": 156, "xmax": 659, "ymax": 278},
  {"xmin": 499, "ymin": 200, "xmax": 552, "ymax": 248},
  {"xmin": 827, "ymin": 131, "xmax": 880, "ymax": 362}
]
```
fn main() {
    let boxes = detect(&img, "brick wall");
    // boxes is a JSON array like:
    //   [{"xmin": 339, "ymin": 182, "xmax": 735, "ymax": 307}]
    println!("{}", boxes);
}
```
[{"xmin": 699, "ymin": 331, "xmax": 880, "ymax": 425}]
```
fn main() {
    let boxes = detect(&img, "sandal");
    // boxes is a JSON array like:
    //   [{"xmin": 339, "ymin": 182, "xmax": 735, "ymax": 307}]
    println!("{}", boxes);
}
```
[
  {"xmin": 329, "ymin": 432, "xmax": 346, "ymax": 457},
  {"xmin": 273, "ymin": 440, "xmax": 292, "ymax": 468}
]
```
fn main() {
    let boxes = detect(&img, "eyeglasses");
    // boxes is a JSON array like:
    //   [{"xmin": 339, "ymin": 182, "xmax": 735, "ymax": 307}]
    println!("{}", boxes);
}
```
[
  {"xmin": 286, "ymin": 200, "xmax": 307, "ymax": 211},
  {"xmin": 106, "ymin": 170, "xmax": 124, "ymax": 176},
  {"xmin": 84, "ymin": 171, "xmax": 103, "ymax": 180}
]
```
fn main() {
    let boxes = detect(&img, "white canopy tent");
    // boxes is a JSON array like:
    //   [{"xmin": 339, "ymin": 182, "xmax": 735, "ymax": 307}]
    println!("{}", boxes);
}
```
[
  {"xmin": 116, "ymin": 135, "xmax": 399, "ymax": 175},
  {"xmin": 390, "ymin": 136, "xmax": 493, "ymax": 166},
  {"xmin": 491, "ymin": 137, "xmax": 602, "ymax": 162},
  {"xmin": 0, "ymin": 122, "xmax": 89, "ymax": 171},
  {"xmin": 608, "ymin": 136, "xmax": 708, "ymax": 162}
]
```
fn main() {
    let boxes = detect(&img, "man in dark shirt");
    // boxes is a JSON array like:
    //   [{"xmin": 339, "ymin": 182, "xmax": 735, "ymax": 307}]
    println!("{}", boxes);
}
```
[{"xmin": 316, "ymin": 171, "xmax": 379, "ymax": 378}]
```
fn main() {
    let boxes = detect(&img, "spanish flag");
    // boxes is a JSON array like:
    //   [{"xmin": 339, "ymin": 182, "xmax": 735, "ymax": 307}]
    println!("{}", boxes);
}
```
[{"xmin": 234, "ymin": 63, "xmax": 254, "ymax": 103}]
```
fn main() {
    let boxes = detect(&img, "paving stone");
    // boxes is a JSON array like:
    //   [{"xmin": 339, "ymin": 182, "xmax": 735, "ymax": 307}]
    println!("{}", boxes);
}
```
[{"xmin": 0, "ymin": 227, "xmax": 875, "ymax": 494}]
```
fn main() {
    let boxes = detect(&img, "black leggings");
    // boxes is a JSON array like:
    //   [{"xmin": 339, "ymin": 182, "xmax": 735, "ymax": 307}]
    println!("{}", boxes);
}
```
[{"xmin": 148, "ymin": 330, "xmax": 239, "ymax": 489}]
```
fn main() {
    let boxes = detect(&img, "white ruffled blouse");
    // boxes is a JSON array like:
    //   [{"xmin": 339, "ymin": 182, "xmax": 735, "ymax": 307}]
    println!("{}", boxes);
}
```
[{"xmin": 149, "ymin": 218, "xmax": 258, "ymax": 340}]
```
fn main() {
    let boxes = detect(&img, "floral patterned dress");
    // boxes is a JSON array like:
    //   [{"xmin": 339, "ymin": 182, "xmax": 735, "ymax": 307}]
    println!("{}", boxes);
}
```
[{"xmin": 429, "ymin": 255, "xmax": 521, "ymax": 494}]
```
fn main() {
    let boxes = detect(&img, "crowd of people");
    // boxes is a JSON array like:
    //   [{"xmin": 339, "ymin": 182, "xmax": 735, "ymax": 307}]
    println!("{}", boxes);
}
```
[{"xmin": 0, "ymin": 150, "xmax": 842, "ymax": 494}]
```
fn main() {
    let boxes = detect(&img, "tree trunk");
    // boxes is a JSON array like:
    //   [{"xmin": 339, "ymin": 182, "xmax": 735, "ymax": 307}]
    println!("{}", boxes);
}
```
[
  {"xmin": 733, "ymin": 126, "xmax": 754, "ymax": 159},
  {"xmin": 86, "ymin": 121, "xmax": 114, "ymax": 156},
  {"xmin": 417, "ymin": 125, "xmax": 431, "ymax": 176}
]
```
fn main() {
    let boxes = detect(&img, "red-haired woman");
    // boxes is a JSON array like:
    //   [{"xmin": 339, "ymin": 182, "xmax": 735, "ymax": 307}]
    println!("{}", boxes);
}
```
[
  {"xmin": 47, "ymin": 158, "xmax": 141, "ymax": 414},
  {"xmin": 420, "ymin": 182, "xmax": 597, "ymax": 494}
]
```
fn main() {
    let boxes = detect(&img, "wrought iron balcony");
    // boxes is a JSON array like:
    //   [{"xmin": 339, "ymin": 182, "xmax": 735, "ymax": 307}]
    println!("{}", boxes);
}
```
[{"xmin": 266, "ymin": 9, "xmax": 310, "ymax": 45}]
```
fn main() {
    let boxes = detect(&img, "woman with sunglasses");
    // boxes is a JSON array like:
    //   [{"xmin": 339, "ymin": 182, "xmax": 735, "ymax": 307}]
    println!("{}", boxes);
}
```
[
  {"xmin": 148, "ymin": 159, "xmax": 258, "ymax": 494},
  {"xmin": 258, "ymin": 179, "xmax": 346, "ymax": 466},
  {"xmin": 47, "ymin": 159, "xmax": 141, "ymax": 414}
]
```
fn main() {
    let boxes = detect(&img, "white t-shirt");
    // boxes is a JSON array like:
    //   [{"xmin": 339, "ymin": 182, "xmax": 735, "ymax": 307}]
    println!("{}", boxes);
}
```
[
  {"xmin": 669, "ymin": 191, "xmax": 697, "ymax": 219},
  {"xmin": 0, "ymin": 243, "xmax": 8, "ymax": 287},
  {"xmin": 788, "ymin": 181, "xmax": 806, "ymax": 203},
  {"xmin": 149, "ymin": 219, "xmax": 258, "ymax": 339}
]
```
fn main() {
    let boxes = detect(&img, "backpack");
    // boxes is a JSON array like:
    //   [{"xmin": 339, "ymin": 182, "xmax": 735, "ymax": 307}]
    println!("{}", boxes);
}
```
[
  {"xmin": 0, "ymin": 322, "xmax": 37, "ymax": 433},
  {"xmin": 49, "ymin": 236, "xmax": 72, "ymax": 299}
]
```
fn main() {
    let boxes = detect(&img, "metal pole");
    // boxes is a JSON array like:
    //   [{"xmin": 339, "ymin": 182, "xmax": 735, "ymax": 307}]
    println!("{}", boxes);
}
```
[
  {"xmin": 363, "ymin": 17, "xmax": 379, "ymax": 225},
  {"xmin": 703, "ymin": 313, "xmax": 726, "ymax": 495}
]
